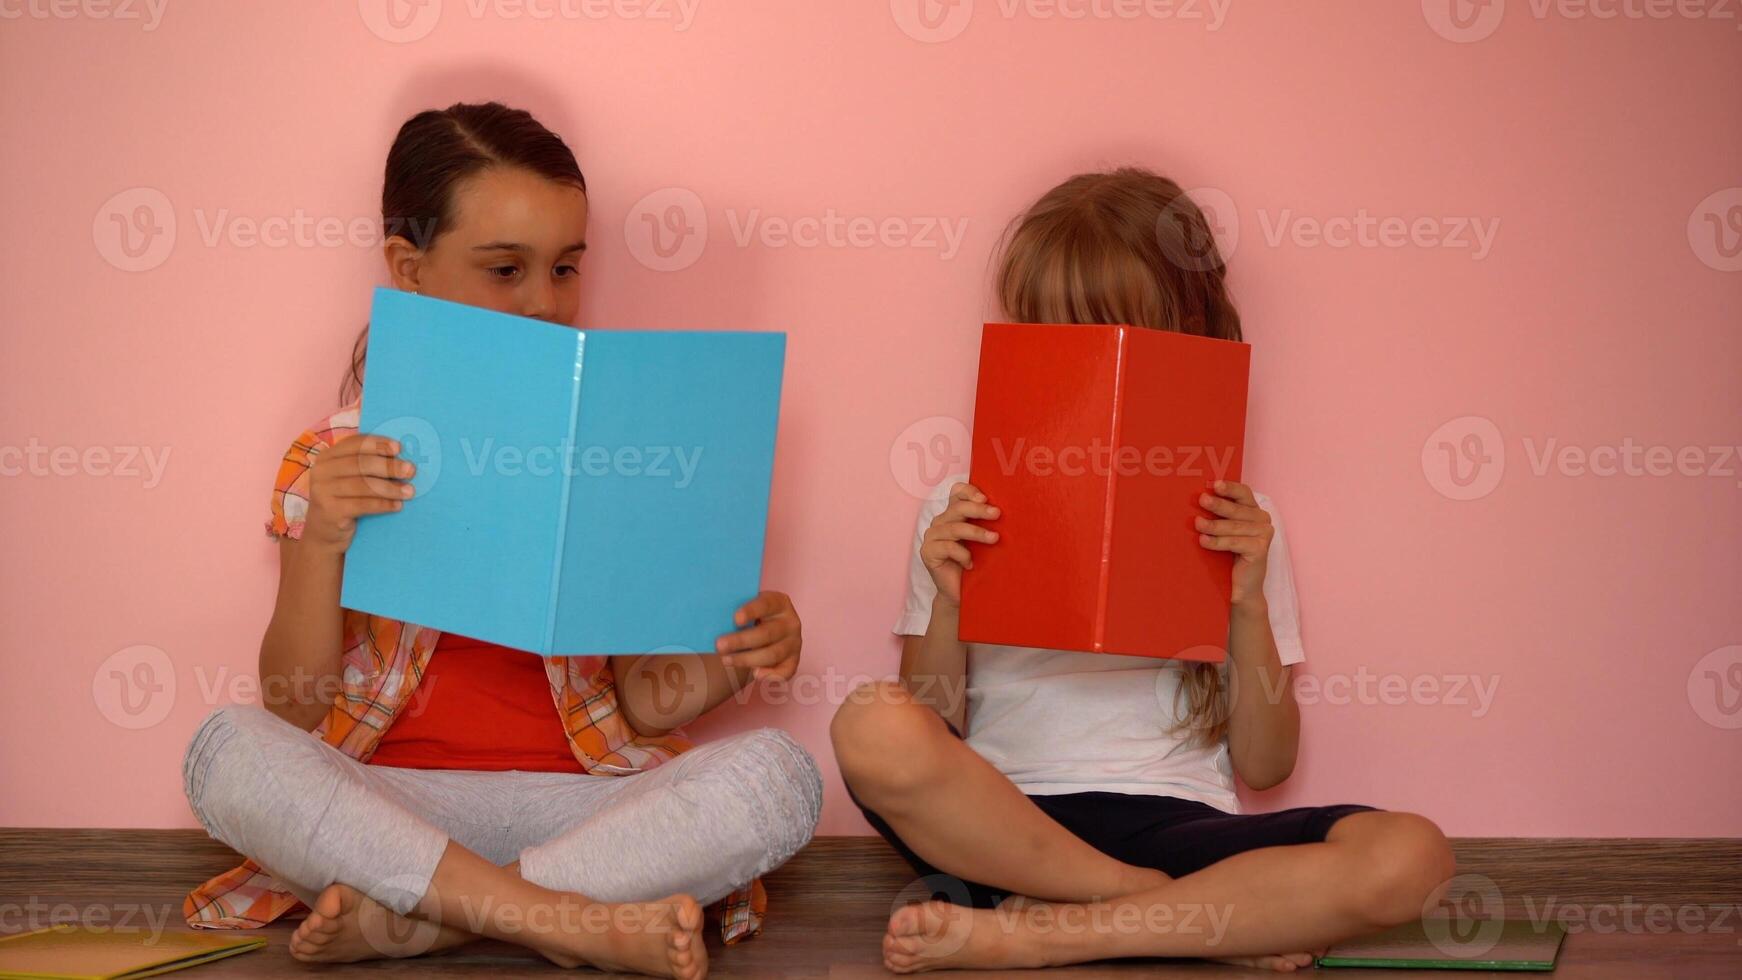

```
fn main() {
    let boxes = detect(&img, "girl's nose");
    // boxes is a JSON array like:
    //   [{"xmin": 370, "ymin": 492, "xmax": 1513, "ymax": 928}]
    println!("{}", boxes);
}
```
[{"xmin": 522, "ymin": 281, "xmax": 556, "ymax": 322}]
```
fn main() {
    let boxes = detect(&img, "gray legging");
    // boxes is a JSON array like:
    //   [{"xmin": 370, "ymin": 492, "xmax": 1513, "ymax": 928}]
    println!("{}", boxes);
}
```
[{"xmin": 182, "ymin": 705, "xmax": 824, "ymax": 916}]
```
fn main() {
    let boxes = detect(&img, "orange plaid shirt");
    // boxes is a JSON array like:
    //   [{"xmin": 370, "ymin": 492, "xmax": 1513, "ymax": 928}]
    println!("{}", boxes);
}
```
[{"xmin": 183, "ymin": 404, "xmax": 767, "ymax": 943}]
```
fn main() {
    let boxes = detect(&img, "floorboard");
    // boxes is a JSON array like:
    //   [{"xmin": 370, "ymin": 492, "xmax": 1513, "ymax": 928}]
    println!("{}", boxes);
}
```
[{"xmin": 2, "ymin": 832, "xmax": 1738, "ymax": 977}]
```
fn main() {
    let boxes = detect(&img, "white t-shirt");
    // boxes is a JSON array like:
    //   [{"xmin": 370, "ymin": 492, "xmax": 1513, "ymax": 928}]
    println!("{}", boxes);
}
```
[{"xmin": 895, "ymin": 474, "xmax": 1306, "ymax": 814}]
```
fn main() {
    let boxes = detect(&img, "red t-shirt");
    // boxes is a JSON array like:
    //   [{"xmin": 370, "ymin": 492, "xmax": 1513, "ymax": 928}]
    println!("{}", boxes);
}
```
[{"xmin": 368, "ymin": 631, "xmax": 584, "ymax": 773}]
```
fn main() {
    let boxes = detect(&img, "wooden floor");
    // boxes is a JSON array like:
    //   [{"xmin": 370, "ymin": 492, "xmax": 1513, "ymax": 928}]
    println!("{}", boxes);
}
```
[{"xmin": 2, "ymin": 831, "xmax": 1740, "ymax": 978}]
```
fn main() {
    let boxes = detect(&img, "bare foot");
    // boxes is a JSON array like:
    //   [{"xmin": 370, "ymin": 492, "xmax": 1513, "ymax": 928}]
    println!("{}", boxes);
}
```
[
  {"xmin": 884, "ymin": 899, "xmax": 1047, "ymax": 973},
  {"xmin": 534, "ymin": 893, "xmax": 707, "ymax": 980},
  {"xmin": 289, "ymin": 883, "xmax": 475, "ymax": 963},
  {"xmin": 886, "ymin": 895, "xmax": 1321, "ymax": 974}
]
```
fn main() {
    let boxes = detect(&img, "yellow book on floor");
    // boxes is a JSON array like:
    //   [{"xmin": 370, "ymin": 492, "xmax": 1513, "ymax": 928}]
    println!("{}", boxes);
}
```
[{"xmin": 0, "ymin": 925, "xmax": 265, "ymax": 980}]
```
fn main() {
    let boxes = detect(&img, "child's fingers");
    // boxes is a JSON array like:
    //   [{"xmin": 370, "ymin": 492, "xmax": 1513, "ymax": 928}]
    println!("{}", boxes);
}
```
[
  {"xmin": 336, "ymin": 457, "xmax": 416, "ymax": 487},
  {"xmin": 939, "ymin": 499, "xmax": 1000, "ymax": 523},
  {"xmin": 721, "ymin": 643, "xmax": 797, "ymax": 672},
  {"xmin": 358, "ymin": 434, "xmax": 403, "ymax": 456},
  {"xmin": 947, "ymin": 481, "xmax": 987, "ymax": 504},
  {"xmin": 923, "ymin": 540, "xmax": 974, "ymax": 571},
  {"xmin": 320, "ymin": 452, "xmax": 415, "ymax": 483},
  {"xmin": 746, "ymin": 645, "xmax": 801, "ymax": 681},
  {"xmin": 358, "ymin": 453, "xmax": 416, "ymax": 479},
  {"xmin": 1211, "ymin": 479, "xmax": 1258, "ymax": 507},
  {"xmin": 336, "ymin": 496, "xmax": 404, "ymax": 517},
  {"xmin": 1198, "ymin": 532, "xmax": 1267, "ymax": 556},
  {"xmin": 329, "ymin": 434, "xmax": 402, "ymax": 459},
  {"xmin": 327, "ymin": 475, "xmax": 414, "ymax": 500},
  {"xmin": 1197, "ymin": 492, "xmax": 1266, "ymax": 523},
  {"xmin": 717, "ymin": 618, "xmax": 786, "ymax": 654},
  {"xmin": 1193, "ymin": 517, "xmax": 1272, "ymax": 537},
  {"xmin": 732, "ymin": 591, "xmax": 791, "ymax": 628},
  {"xmin": 931, "ymin": 521, "xmax": 999, "ymax": 545},
  {"xmin": 1197, "ymin": 492, "xmax": 1241, "ymax": 517},
  {"xmin": 720, "ymin": 636, "xmax": 799, "ymax": 670}
]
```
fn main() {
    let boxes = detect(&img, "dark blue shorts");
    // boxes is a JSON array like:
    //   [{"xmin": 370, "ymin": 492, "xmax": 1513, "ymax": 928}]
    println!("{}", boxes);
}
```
[{"xmin": 847, "ymin": 720, "xmax": 1379, "ymax": 908}]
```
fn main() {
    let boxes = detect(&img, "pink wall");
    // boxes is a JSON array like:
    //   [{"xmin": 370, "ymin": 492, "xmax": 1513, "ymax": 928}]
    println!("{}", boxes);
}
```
[{"xmin": 2, "ymin": 2, "xmax": 1738, "ymax": 837}]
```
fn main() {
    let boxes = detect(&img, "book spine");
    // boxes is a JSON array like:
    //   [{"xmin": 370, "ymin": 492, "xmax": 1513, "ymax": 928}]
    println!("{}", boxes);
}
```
[
  {"xmin": 1092, "ymin": 327, "xmax": 1127, "ymax": 653},
  {"xmin": 542, "ymin": 332, "xmax": 588, "ymax": 654}
]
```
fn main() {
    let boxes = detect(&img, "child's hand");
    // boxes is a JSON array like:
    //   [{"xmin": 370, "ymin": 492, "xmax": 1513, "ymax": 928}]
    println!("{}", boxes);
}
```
[
  {"xmin": 1195, "ymin": 479, "xmax": 1273, "ymax": 611},
  {"xmin": 302, "ymin": 434, "xmax": 415, "ymax": 554},
  {"xmin": 717, "ymin": 591, "xmax": 802, "ymax": 682},
  {"xmin": 920, "ymin": 481, "xmax": 1001, "ymax": 608}
]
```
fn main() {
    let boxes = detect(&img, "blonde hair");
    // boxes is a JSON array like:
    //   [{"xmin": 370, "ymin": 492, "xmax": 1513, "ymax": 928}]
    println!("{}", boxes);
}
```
[{"xmin": 993, "ymin": 166, "xmax": 1240, "ymax": 746}]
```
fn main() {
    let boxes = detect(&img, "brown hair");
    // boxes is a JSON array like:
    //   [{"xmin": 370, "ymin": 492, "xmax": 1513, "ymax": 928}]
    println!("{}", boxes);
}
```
[
  {"xmin": 340, "ymin": 102, "xmax": 588, "ymax": 404},
  {"xmin": 993, "ymin": 166, "xmax": 1240, "ymax": 745}
]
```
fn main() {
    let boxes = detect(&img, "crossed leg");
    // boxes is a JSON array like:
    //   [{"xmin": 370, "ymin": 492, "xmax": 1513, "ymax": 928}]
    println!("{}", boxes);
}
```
[
  {"xmin": 282, "ymin": 846, "xmax": 704, "ymax": 976},
  {"xmin": 831, "ymin": 681, "xmax": 1456, "ymax": 973},
  {"xmin": 185, "ymin": 707, "xmax": 822, "ymax": 976}
]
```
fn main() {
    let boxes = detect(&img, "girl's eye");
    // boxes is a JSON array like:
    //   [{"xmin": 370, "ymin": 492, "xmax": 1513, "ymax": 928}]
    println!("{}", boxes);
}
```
[
  {"xmin": 555, "ymin": 264, "xmax": 579, "ymax": 278},
  {"xmin": 488, "ymin": 265, "xmax": 520, "ymax": 280}
]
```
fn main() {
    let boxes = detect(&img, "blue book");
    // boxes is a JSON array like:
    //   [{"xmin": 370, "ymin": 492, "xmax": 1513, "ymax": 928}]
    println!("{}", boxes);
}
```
[{"xmin": 340, "ymin": 287, "xmax": 786, "ymax": 655}]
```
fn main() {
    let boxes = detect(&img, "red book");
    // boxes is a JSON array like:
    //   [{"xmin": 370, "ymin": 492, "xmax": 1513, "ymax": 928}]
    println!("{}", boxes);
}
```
[{"xmin": 959, "ymin": 322, "xmax": 1252, "ymax": 661}]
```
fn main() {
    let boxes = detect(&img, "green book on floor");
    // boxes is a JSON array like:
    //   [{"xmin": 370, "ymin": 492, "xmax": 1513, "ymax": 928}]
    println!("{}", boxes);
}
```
[
  {"xmin": 1316, "ymin": 919, "xmax": 1567, "ymax": 971},
  {"xmin": 0, "ymin": 925, "xmax": 265, "ymax": 980}
]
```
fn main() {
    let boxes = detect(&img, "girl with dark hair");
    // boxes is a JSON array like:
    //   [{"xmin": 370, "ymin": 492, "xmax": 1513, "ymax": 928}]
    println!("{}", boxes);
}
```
[{"xmin": 179, "ymin": 102, "xmax": 820, "ymax": 980}]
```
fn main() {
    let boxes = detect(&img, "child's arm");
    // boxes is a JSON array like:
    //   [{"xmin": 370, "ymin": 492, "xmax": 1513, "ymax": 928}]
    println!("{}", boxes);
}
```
[
  {"xmin": 1224, "ymin": 599, "xmax": 1300, "ymax": 789},
  {"xmin": 610, "ymin": 591, "xmax": 803, "ymax": 737},
  {"xmin": 609, "ymin": 652, "xmax": 754, "ymax": 737},
  {"xmin": 259, "ymin": 434, "xmax": 413, "ymax": 731},
  {"xmin": 900, "ymin": 611, "xmax": 969, "ymax": 733},
  {"xmin": 901, "ymin": 482, "xmax": 1000, "ymax": 732},
  {"xmin": 258, "ymin": 540, "xmax": 347, "ymax": 731},
  {"xmin": 1198, "ymin": 480, "xmax": 1301, "ymax": 789}
]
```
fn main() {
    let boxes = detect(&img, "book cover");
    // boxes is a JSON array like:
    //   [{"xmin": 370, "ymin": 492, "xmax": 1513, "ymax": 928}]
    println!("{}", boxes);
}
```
[
  {"xmin": 1315, "ymin": 919, "xmax": 1567, "ymax": 971},
  {"xmin": 959, "ymin": 322, "xmax": 1250, "ymax": 661},
  {"xmin": 0, "ymin": 925, "xmax": 265, "ymax": 980},
  {"xmin": 340, "ymin": 288, "xmax": 786, "ymax": 655}
]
